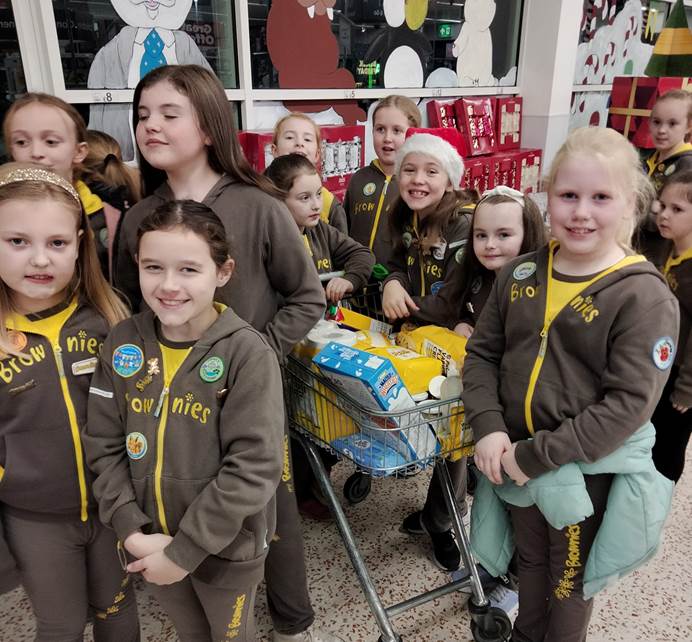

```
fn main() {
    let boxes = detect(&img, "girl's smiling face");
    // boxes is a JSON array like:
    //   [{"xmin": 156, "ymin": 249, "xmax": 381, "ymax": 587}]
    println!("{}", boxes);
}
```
[
  {"xmin": 272, "ymin": 117, "xmax": 320, "ymax": 166},
  {"xmin": 398, "ymin": 152, "xmax": 452, "ymax": 215},
  {"xmin": 473, "ymin": 200, "xmax": 525, "ymax": 272}
]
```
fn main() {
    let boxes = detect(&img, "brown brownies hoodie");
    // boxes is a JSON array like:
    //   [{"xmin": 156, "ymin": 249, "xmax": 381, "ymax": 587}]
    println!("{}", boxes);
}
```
[
  {"xmin": 0, "ymin": 298, "xmax": 108, "ymax": 520},
  {"xmin": 663, "ymin": 247, "xmax": 692, "ymax": 406},
  {"xmin": 344, "ymin": 160, "xmax": 400, "ymax": 267},
  {"xmin": 83, "ymin": 306, "xmax": 284, "ymax": 587},
  {"xmin": 114, "ymin": 176, "xmax": 325, "ymax": 359},
  {"xmin": 385, "ymin": 205, "xmax": 473, "ymax": 328},
  {"xmin": 304, "ymin": 220, "xmax": 375, "ymax": 291},
  {"xmin": 462, "ymin": 242, "xmax": 680, "ymax": 479}
]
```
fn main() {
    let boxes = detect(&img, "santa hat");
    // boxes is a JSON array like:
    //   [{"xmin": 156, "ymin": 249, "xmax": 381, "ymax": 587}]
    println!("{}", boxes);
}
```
[
  {"xmin": 395, "ymin": 127, "xmax": 465, "ymax": 188},
  {"xmin": 645, "ymin": 0, "xmax": 692, "ymax": 77}
]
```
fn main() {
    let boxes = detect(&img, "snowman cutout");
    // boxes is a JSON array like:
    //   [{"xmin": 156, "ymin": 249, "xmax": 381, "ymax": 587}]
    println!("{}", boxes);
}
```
[
  {"xmin": 364, "ymin": 0, "xmax": 431, "ymax": 88},
  {"xmin": 88, "ymin": 0, "xmax": 212, "ymax": 161},
  {"xmin": 453, "ymin": 0, "xmax": 496, "ymax": 87}
]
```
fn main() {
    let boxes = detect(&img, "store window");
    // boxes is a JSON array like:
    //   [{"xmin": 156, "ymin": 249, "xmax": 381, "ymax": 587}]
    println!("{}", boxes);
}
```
[
  {"xmin": 0, "ymin": 0, "xmax": 27, "ymax": 160},
  {"xmin": 250, "ymin": 1, "xmax": 523, "ymax": 90},
  {"xmin": 52, "ymin": 0, "xmax": 237, "ymax": 90}
]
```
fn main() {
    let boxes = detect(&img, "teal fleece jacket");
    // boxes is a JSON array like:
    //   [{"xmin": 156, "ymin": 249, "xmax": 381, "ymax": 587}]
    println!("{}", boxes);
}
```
[{"xmin": 470, "ymin": 423, "xmax": 674, "ymax": 599}]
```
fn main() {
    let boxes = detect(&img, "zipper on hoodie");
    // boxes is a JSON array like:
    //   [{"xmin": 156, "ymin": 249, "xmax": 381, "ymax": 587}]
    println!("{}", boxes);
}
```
[
  {"xmin": 153, "ymin": 382, "xmax": 172, "ymax": 535},
  {"xmin": 522, "ymin": 246, "xmax": 646, "ymax": 435},
  {"xmin": 53, "ymin": 343, "xmax": 89, "ymax": 521},
  {"xmin": 368, "ymin": 176, "xmax": 391, "ymax": 251}
]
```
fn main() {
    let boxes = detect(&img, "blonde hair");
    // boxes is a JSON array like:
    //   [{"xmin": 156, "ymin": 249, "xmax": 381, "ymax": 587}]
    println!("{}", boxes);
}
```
[
  {"xmin": 82, "ymin": 130, "xmax": 142, "ymax": 204},
  {"xmin": 272, "ymin": 112, "xmax": 322, "ymax": 162},
  {"xmin": 0, "ymin": 163, "xmax": 129, "ymax": 356},
  {"xmin": 372, "ymin": 95, "xmax": 422, "ymax": 128},
  {"xmin": 545, "ymin": 127, "xmax": 654, "ymax": 250}
]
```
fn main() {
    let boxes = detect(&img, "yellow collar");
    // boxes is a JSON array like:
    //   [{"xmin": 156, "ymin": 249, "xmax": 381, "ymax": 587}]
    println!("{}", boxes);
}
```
[
  {"xmin": 663, "ymin": 246, "xmax": 692, "ymax": 274},
  {"xmin": 74, "ymin": 180, "xmax": 103, "ymax": 216}
]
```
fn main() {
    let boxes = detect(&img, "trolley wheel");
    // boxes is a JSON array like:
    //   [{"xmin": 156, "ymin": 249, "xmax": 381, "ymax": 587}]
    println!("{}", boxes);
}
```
[
  {"xmin": 377, "ymin": 636, "xmax": 402, "ymax": 642},
  {"xmin": 470, "ymin": 606, "xmax": 512, "ymax": 642},
  {"xmin": 343, "ymin": 472, "xmax": 371, "ymax": 504}
]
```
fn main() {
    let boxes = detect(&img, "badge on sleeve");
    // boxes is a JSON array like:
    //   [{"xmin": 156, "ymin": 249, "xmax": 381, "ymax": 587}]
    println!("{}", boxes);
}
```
[
  {"xmin": 513, "ymin": 261, "xmax": 536, "ymax": 280},
  {"xmin": 200, "ymin": 356, "xmax": 224, "ymax": 382},
  {"xmin": 126, "ymin": 432, "xmax": 147, "ymax": 460},
  {"xmin": 431, "ymin": 281, "xmax": 444, "ymax": 295},
  {"xmin": 652, "ymin": 337, "xmax": 675, "ymax": 370},
  {"xmin": 112, "ymin": 344, "xmax": 144, "ymax": 378}
]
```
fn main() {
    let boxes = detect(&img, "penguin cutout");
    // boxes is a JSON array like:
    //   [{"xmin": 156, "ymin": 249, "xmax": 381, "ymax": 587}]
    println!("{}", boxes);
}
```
[
  {"xmin": 266, "ymin": 0, "xmax": 365, "ymax": 124},
  {"xmin": 453, "ymin": 0, "xmax": 496, "ymax": 87},
  {"xmin": 88, "ymin": 0, "xmax": 212, "ymax": 161},
  {"xmin": 364, "ymin": 0, "xmax": 431, "ymax": 88}
]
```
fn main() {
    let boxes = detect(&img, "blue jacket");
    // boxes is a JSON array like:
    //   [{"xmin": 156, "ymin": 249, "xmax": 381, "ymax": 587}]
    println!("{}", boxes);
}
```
[{"xmin": 470, "ymin": 423, "xmax": 674, "ymax": 598}]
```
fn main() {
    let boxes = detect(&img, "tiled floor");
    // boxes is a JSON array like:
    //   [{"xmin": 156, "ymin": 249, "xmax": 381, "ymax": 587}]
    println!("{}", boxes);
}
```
[{"xmin": 1, "ymin": 452, "xmax": 690, "ymax": 642}]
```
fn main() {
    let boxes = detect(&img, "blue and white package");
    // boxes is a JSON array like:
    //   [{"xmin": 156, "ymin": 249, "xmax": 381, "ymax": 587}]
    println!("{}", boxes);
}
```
[
  {"xmin": 331, "ymin": 433, "xmax": 410, "ymax": 475},
  {"xmin": 314, "ymin": 342, "xmax": 440, "ymax": 465}
]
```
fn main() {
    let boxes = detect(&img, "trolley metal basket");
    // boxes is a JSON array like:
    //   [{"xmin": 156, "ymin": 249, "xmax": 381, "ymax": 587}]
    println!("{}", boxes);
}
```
[{"xmin": 283, "ymin": 283, "xmax": 512, "ymax": 642}]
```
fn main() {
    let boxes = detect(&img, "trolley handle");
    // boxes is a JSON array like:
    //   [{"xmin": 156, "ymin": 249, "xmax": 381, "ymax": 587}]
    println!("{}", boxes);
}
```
[{"xmin": 318, "ymin": 270, "xmax": 346, "ymax": 282}]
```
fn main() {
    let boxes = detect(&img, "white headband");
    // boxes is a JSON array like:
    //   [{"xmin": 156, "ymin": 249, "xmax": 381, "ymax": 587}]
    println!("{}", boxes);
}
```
[{"xmin": 478, "ymin": 185, "xmax": 525, "ymax": 207}]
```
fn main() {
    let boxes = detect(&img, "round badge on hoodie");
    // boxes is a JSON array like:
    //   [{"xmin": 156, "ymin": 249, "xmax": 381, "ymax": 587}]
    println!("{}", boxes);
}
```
[
  {"xmin": 652, "ymin": 337, "xmax": 675, "ymax": 370},
  {"xmin": 363, "ymin": 182, "xmax": 376, "ymax": 196},
  {"xmin": 200, "ymin": 356, "xmax": 224, "ymax": 382},
  {"xmin": 113, "ymin": 344, "xmax": 144, "ymax": 378}
]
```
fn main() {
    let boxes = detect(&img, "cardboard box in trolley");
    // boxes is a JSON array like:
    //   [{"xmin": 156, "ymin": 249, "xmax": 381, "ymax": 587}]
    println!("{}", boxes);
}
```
[{"xmin": 313, "ymin": 342, "xmax": 439, "ymax": 464}]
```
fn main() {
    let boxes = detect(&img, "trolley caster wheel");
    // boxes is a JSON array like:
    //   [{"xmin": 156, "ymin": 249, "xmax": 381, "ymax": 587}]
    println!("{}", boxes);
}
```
[
  {"xmin": 377, "ymin": 635, "xmax": 403, "ymax": 642},
  {"xmin": 470, "ymin": 606, "xmax": 512, "ymax": 642},
  {"xmin": 343, "ymin": 472, "xmax": 371, "ymax": 504}
]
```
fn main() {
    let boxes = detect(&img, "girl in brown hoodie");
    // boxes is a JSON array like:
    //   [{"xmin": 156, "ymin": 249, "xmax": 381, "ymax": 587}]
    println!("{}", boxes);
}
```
[{"xmin": 463, "ymin": 127, "xmax": 679, "ymax": 642}]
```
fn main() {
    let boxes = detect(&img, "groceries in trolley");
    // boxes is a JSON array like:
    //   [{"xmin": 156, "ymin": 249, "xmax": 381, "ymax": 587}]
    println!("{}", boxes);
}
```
[{"xmin": 313, "ymin": 342, "xmax": 440, "ymax": 470}]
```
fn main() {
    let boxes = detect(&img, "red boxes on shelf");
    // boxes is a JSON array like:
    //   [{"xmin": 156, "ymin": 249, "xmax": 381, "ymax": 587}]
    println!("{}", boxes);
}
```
[
  {"xmin": 454, "ymin": 97, "xmax": 497, "ymax": 157},
  {"xmin": 608, "ymin": 76, "xmax": 691, "ymax": 149},
  {"xmin": 237, "ymin": 131, "xmax": 274, "ymax": 172},
  {"xmin": 487, "ymin": 151, "xmax": 519, "ymax": 189},
  {"xmin": 462, "ymin": 156, "xmax": 492, "ymax": 194},
  {"xmin": 515, "ymin": 148, "xmax": 542, "ymax": 193},
  {"xmin": 426, "ymin": 100, "xmax": 459, "ymax": 129},
  {"xmin": 319, "ymin": 125, "xmax": 365, "ymax": 195},
  {"xmin": 495, "ymin": 96, "xmax": 522, "ymax": 151}
]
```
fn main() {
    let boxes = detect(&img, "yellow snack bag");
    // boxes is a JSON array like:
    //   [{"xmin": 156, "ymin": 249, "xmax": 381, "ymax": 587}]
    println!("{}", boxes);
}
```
[
  {"xmin": 337, "ymin": 307, "xmax": 393, "ymax": 334},
  {"xmin": 396, "ymin": 325, "xmax": 468, "ymax": 374},
  {"xmin": 437, "ymin": 404, "xmax": 474, "ymax": 461},
  {"xmin": 367, "ymin": 346, "xmax": 442, "ymax": 396}
]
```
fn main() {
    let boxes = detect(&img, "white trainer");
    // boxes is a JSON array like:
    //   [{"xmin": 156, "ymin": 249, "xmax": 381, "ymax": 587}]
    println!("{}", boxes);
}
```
[{"xmin": 272, "ymin": 626, "xmax": 346, "ymax": 642}]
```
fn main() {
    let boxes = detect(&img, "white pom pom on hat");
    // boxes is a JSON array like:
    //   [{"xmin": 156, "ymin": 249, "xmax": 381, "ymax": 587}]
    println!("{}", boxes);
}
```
[{"xmin": 395, "ymin": 127, "xmax": 466, "ymax": 188}]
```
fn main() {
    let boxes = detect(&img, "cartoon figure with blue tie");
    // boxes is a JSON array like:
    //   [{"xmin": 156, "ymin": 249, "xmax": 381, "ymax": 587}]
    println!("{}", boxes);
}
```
[{"xmin": 88, "ymin": 0, "xmax": 211, "ymax": 160}]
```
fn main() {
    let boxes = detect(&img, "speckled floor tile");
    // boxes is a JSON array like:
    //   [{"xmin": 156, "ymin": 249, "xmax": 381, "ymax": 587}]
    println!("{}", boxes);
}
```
[{"xmin": 1, "ymin": 453, "xmax": 690, "ymax": 641}]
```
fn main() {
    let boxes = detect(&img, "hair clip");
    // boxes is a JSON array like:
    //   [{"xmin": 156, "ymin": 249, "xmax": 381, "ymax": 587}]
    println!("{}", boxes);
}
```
[
  {"xmin": 0, "ymin": 165, "xmax": 80, "ymax": 204},
  {"xmin": 478, "ymin": 185, "xmax": 525, "ymax": 207}
]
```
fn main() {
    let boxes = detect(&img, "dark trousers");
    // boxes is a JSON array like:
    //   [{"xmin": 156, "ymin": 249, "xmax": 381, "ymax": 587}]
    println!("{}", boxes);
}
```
[
  {"xmin": 652, "ymin": 367, "xmax": 692, "ymax": 483},
  {"xmin": 151, "ymin": 578, "xmax": 256, "ymax": 642},
  {"xmin": 422, "ymin": 457, "xmax": 467, "ymax": 533},
  {"xmin": 264, "ymin": 433, "xmax": 315, "ymax": 634},
  {"xmin": 509, "ymin": 473, "xmax": 613, "ymax": 642},
  {"xmin": 291, "ymin": 435, "xmax": 338, "ymax": 501},
  {"xmin": 4, "ymin": 510, "xmax": 140, "ymax": 642}
]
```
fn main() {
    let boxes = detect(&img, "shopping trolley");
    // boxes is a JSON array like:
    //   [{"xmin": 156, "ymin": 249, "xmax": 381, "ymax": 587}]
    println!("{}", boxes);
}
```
[{"xmin": 283, "ymin": 283, "xmax": 512, "ymax": 642}]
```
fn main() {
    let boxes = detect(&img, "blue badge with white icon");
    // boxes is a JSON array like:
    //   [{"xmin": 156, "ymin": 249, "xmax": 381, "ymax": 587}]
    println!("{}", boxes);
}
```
[{"xmin": 112, "ymin": 344, "xmax": 144, "ymax": 378}]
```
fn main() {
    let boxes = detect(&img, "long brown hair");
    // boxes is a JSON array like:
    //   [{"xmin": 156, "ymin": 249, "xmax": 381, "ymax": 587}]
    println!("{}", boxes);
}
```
[
  {"xmin": 264, "ymin": 153, "xmax": 319, "ymax": 198},
  {"xmin": 390, "ymin": 189, "xmax": 477, "ymax": 254},
  {"xmin": 82, "ymin": 130, "xmax": 142, "ymax": 205},
  {"xmin": 0, "ymin": 163, "xmax": 128, "ymax": 355},
  {"xmin": 132, "ymin": 65, "xmax": 281, "ymax": 198},
  {"xmin": 453, "ymin": 192, "xmax": 548, "ymax": 313}
]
